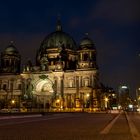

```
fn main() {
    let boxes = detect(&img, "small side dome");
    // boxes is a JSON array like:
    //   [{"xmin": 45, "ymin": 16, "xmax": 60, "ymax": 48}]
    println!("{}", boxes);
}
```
[
  {"xmin": 80, "ymin": 37, "xmax": 94, "ymax": 46},
  {"xmin": 4, "ymin": 41, "xmax": 19, "ymax": 54},
  {"xmin": 79, "ymin": 34, "xmax": 95, "ymax": 50}
]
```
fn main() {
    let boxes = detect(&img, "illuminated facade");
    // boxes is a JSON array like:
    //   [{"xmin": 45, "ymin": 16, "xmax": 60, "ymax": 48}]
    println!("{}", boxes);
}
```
[{"xmin": 0, "ymin": 20, "xmax": 102, "ymax": 111}]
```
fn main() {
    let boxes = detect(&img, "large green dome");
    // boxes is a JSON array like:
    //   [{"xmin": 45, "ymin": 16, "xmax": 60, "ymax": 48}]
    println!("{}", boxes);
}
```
[{"xmin": 39, "ymin": 20, "xmax": 77, "ymax": 51}]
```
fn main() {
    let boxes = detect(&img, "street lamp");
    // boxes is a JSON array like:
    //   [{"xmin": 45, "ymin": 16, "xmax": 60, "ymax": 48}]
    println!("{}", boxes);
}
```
[
  {"xmin": 86, "ymin": 94, "xmax": 90, "ymax": 108},
  {"xmin": 11, "ymin": 99, "xmax": 15, "ymax": 108},
  {"xmin": 56, "ymin": 99, "xmax": 60, "ymax": 110},
  {"xmin": 105, "ymin": 97, "xmax": 108, "ymax": 109}
]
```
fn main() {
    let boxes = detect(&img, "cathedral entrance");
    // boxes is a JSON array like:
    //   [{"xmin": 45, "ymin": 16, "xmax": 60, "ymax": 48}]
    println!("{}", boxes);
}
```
[{"xmin": 33, "ymin": 77, "xmax": 55, "ymax": 111}]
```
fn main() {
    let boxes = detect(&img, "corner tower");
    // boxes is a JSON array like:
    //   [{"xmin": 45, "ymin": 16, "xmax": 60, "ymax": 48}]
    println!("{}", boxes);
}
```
[
  {"xmin": 77, "ymin": 34, "xmax": 97, "ymax": 70},
  {"xmin": 0, "ymin": 42, "xmax": 21, "ymax": 74}
]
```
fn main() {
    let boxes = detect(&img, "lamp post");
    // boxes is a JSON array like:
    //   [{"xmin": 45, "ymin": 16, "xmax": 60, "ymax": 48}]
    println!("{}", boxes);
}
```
[
  {"xmin": 56, "ymin": 99, "xmax": 60, "ymax": 110},
  {"xmin": 86, "ymin": 93, "xmax": 90, "ymax": 108},
  {"xmin": 105, "ymin": 97, "xmax": 108, "ymax": 109}
]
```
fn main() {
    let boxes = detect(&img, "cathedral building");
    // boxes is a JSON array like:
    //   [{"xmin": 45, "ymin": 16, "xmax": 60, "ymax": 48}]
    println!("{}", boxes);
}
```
[{"xmin": 0, "ymin": 20, "xmax": 102, "ymax": 111}]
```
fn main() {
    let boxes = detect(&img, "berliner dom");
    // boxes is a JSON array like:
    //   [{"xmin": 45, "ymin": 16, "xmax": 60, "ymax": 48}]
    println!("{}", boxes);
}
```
[{"xmin": 0, "ymin": 19, "xmax": 103, "ymax": 112}]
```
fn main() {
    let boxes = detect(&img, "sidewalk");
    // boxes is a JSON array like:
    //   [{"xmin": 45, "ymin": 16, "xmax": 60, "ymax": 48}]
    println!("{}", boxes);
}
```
[{"xmin": 0, "ymin": 114, "xmax": 42, "ymax": 120}]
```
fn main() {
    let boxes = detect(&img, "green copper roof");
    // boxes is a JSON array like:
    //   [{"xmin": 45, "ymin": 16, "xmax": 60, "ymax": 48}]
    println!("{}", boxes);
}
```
[
  {"xmin": 79, "ymin": 37, "xmax": 96, "ymax": 50},
  {"xmin": 40, "ymin": 31, "xmax": 77, "ymax": 50},
  {"xmin": 4, "ymin": 43, "xmax": 19, "ymax": 54},
  {"xmin": 39, "ymin": 20, "xmax": 77, "ymax": 51}
]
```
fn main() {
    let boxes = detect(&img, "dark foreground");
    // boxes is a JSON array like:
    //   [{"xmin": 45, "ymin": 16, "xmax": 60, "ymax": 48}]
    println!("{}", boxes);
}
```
[{"xmin": 0, "ymin": 112, "xmax": 140, "ymax": 140}]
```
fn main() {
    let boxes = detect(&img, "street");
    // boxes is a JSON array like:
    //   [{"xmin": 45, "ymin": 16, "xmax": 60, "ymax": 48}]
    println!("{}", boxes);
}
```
[{"xmin": 0, "ymin": 112, "xmax": 140, "ymax": 140}]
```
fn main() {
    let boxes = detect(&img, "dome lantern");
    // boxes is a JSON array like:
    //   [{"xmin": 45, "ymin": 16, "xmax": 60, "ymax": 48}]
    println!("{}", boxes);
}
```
[{"xmin": 56, "ymin": 18, "xmax": 62, "ymax": 31}]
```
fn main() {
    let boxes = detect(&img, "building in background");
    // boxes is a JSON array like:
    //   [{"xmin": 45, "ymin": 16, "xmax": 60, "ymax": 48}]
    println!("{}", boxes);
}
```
[
  {"xmin": 99, "ymin": 85, "xmax": 117, "ymax": 110},
  {"xmin": 118, "ymin": 85, "xmax": 132, "ymax": 110},
  {"xmin": 0, "ymin": 19, "xmax": 110, "ymax": 112}
]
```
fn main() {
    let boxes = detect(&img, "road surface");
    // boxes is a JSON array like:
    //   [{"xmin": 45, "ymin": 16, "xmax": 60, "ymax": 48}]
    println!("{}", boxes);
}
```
[{"xmin": 0, "ymin": 112, "xmax": 140, "ymax": 140}]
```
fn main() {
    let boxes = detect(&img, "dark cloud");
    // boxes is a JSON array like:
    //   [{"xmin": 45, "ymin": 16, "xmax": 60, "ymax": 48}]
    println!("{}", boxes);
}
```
[
  {"xmin": 92, "ymin": 0, "xmax": 140, "ymax": 24},
  {"xmin": 68, "ymin": 17, "xmax": 82, "ymax": 29}
]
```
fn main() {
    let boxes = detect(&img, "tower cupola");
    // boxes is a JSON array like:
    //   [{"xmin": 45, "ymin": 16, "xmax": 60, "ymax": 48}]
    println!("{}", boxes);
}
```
[{"xmin": 0, "ymin": 41, "xmax": 21, "ymax": 74}]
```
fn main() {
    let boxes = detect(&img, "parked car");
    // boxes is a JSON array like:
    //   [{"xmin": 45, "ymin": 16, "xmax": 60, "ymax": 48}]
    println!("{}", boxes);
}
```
[
  {"xmin": 10, "ymin": 108, "xmax": 20, "ymax": 113},
  {"xmin": 0, "ymin": 108, "xmax": 10, "ymax": 113}
]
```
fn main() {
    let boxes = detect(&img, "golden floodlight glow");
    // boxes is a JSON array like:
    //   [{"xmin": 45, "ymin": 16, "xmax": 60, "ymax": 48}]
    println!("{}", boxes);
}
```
[
  {"xmin": 105, "ymin": 97, "xmax": 108, "ymax": 102},
  {"xmin": 11, "ymin": 100, "xmax": 15, "ymax": 104},
  {"xmin": 86, "ymin": 94, "xmax": 90, "ymax": 97},
  {"xmin": 112, "ymin": 94, "xmax": 115, "ymax": 97},
  {"xmin": 57, "ymin": 99, "xmax": 60, "ymax": 103}
]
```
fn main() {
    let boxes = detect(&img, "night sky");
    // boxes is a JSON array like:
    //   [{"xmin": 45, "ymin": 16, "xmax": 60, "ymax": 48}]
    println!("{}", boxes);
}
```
[{"xmin": 0, "ymin": 0, "xmax": 139, "ymax": 97}]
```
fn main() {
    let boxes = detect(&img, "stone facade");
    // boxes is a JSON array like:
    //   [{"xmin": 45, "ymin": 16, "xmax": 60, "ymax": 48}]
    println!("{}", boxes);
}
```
[{"xmin": 0, "ymin": 20, "xmax": 102, "ymax": 111}]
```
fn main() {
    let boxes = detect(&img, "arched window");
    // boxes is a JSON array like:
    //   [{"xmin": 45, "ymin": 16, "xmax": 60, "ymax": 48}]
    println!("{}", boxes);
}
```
[
  {"xmin": 18, "ymin": 84, "xmax": 21, "ymax": 90},
  {"xmin": 6, "ymin": 60, "xmax": 9, "ymax": 66},
  {"xmin": 3, "ymin": 84, "xmax": 7, "ymax": 90},
  {"xmin": 83, "ymin": 53, "xmax": 89, "ymax": 61},
  {"xmin": 83, "ymin": 77, "xmax": 90, "ymax": 87},
  {"xmin": 69, "ymin": 78, "xmax": 74, "ymax": 88}
]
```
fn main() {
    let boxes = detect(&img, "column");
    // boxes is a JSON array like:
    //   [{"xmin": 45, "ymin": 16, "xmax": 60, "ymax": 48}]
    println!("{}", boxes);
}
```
[{"xmin": 76, "ymin": 76, "xmax": 79, "ymax": 98}]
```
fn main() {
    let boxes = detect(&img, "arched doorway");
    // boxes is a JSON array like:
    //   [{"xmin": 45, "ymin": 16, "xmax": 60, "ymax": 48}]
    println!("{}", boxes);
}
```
[{"xmin": 33, "ymin": 77, "xmax": 55, "ymax": 111}]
